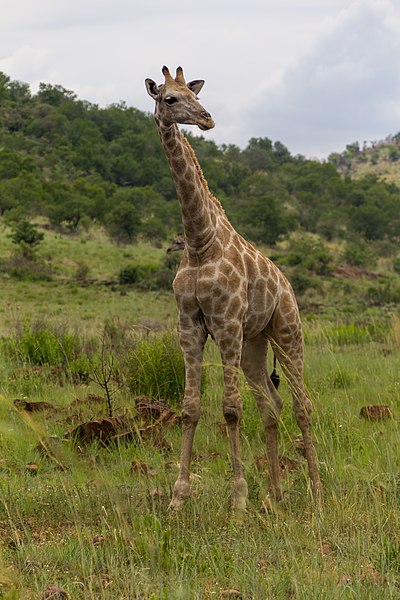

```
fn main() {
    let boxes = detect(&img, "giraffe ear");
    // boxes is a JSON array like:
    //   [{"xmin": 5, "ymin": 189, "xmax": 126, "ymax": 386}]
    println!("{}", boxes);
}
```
[
  {"xmin": 187, "ymin": 80, "xmax": 205, "ymax": 95},
  {"xmin": 145, "ymin": 78, "xmax": 159, "ymax": 99}
]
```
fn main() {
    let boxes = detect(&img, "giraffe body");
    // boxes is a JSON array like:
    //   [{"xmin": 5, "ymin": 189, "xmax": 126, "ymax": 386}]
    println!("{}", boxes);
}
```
[{"xmin": 145, "ymin": 66, "xmax": 322, "ymax": 511}]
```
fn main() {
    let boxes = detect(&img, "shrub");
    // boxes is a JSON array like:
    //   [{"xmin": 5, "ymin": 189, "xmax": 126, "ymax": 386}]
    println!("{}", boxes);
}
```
[
  {"xmin": 342, "ymin": 240, "xmax": 375, "ymax": 268},
  {"xmin": 118, "ymin": 265, "xmax": 139, "ymax": 285},
  {"xmin": 118, "ymin": 263, "xmax": 174, "ymax": 290},
  {"xmin": 125, "ymin": 330, "xmax": 185, "ymax": 405},
  {"xmin": 75, "ymin": 262, "xmax": 91, "ymax": 284},
  {"xmin": 366, "ymin": 281, "xmax": 400, "ymax": 305},
  {"xmin": 9, "ymin": 220, "xmax": 44, "ymax": 249},
  {"xmin": 0, "ymin": 321, "xmax": 97, "ymax": 377},
  {"xmin": 283, "ymin": 234, "xmax": 332, "ymax": 275},
  {"xmin": 0, "ymin": 254, "xmax": 53, "ymax": 281},
  {"xmin": 289, "ymin": 269, "xmax": 319, "ymax": 294},
  {"xmin": 393, "ymin": 256, "xmax": 400, "ymax": 275}
]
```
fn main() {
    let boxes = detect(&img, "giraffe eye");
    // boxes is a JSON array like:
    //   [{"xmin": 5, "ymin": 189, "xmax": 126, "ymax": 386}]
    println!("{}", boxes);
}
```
[{"xmin": 165, "ymin": 96, "xmax": 177, "ymax": 105}]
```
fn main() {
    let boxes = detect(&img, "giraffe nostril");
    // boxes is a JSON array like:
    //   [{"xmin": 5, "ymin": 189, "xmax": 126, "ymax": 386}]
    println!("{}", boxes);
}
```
[{"xmin": 201, "ymin": 111, "xmax": 211, "ymax": 119}]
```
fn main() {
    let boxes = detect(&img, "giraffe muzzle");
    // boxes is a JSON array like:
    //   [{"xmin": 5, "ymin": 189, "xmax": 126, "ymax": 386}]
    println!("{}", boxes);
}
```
[{"xmin": 198, "ymin": 112, "xmax": 215, "ymax": 130}]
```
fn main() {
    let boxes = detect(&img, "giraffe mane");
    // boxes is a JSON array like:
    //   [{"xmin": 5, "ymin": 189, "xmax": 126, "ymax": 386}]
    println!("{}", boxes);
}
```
[{"xmin": 180, "ymin": 133, "xmax": 226, "ymax": 216}]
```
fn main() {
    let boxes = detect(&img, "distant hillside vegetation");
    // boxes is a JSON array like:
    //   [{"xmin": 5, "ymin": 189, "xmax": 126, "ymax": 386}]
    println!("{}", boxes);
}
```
[
  {"xmin": 328, "ymin": 134, "xmax": 400, "ymax": 186},
  {"xmin": 1, "ymin": 71, "xmax": 400, "ymax": 254}
]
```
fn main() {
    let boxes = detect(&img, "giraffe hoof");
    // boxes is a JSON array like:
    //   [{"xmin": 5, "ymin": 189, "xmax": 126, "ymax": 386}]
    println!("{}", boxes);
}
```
[
  {"xmin": 259, "ymin": 492, "xmax": 283, "ymax": 514},
  {"xmin": 233, "ymin": 496, "xmax": 247, "ymax": 515},
  {"xmin": 169, "ymin": 480, "xmax": 190, "ymax": 511},
  {"xmin": 168, "ymin": 497, "xmax": 185, "ymax": 511},
  {"xmin": 312, "ymin": 481, "xmax": 324, "ymax": 505},
  {"xmin": 259, "ymin": 498, "xmax": 273, "ymax": 514},
  {"xmin": 232, "ymin": 478, "xmax": 248, "ymax": 515}
]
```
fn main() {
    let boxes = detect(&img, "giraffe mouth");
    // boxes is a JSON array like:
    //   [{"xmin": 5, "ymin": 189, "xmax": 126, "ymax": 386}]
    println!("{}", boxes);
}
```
[{"xmin": 198, "ymin": 118, "xmax": 215, "ymax": 131}]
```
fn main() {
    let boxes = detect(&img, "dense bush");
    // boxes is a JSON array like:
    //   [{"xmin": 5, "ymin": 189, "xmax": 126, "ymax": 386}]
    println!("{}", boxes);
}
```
[
  {"xmin": 0, "ymin": 320, "xmax": 188, "ymax": 395},
  {"xmin": 289, "ymin": 270, "xmax": 320, "ymax": 294},
  {"xmin": 393, "ymin": 256, "xmax": 400, "ymax": 275},
  {"xmin": 1, "ymin": 70, "xmax": 400, "ymax": 249},
  {"xmin": 282, "ymin": 234, "xmax": 333, "ymax": 275},
  {"xmin": 9, "ymin": 220, "xmax": 44, "ymax": 249},
  {"xmin": 342, "ymin": 240, "xmax": 375, "ymax": 268},
  {"xmin": 125, "ymin": 330, "xmax": 185, "ymax": 405},
  {"xmin": 0, "ymin": 254, "xmax": 53, "ymax": 281},
  {"xmin": 0, "ymin": 321, "xmax": 96, "ymax": 381},
  {"xmin": 366, "ymin": 280, "xmax": 400, "ymax": 305},
  {"xmin": 118, "ymin": 265, "xmax": 140, "ymax": 285},
  {"xmin": 118, "ymin": 263, "xmax": 174, "ymax": 290}
]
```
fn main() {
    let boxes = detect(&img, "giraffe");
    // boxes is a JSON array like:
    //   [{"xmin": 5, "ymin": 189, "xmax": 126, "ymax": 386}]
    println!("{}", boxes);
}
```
[
  {"xmin": 145, "ymin": 66, "xmax": 322, "ymax": 512},
  {"xmin": 166, "ymin": 235, "xmax": 185, "ymax": 254}
]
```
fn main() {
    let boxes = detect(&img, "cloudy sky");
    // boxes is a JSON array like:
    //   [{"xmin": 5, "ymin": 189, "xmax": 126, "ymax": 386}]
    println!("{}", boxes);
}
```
[{"xmin": 1, "ymin": 0, "xmax": 399, "ymax": 158}]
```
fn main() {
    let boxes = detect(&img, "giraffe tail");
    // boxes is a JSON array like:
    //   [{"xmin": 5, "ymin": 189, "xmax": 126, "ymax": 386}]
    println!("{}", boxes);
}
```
[{"xmin": 270, "ymin": 352, "xmax": 280, "ymax": 389}]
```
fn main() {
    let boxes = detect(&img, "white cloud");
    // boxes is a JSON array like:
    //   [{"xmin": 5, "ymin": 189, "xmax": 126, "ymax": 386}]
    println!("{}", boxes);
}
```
[
  {"xmin": 0, "ymin": 46, "xmax": 52, "ymax": 84},
  {"xmin": 243, "ymin": 0, "xmax": 400, "ymax": 157},
  {"xmin": 0, "ymin": 0, "xmax": 399, "ymax": 156}
]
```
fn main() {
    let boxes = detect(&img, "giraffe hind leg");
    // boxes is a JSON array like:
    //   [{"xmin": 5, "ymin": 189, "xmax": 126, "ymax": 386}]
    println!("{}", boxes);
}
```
[
  {"xmin": 241, "ymin": 335, "xmax": 284, "ymax": 504},
  {"xmin": 271, "ymin": 332, "xmax": 322, "ymax": 501}
]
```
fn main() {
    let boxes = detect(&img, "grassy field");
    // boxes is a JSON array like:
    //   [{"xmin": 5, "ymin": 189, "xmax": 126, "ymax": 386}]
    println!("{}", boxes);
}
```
[
  {"xmin": 0, "ymin": 223, "xmax": 177, "ymax": 335},
  {"xmin": 1, "ymin": 224, "xmax": 400, "ymax": 599}
]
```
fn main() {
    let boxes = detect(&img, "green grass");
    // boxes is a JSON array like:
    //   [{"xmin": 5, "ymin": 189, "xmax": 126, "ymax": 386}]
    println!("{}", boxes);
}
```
[
  {"xmin": 0, "ymin": 223, "xmax": 176, "ymax": 334},
  {"xmin": 1, "ymin": 322, "xmax": 400, "ymax": 598},
  {"xmin": 1, "ymin": 224, "xmax": 400, "ymax": 598}
]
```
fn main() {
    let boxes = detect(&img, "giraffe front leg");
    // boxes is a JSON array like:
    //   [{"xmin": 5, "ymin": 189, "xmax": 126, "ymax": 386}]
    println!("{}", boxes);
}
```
[
  {"xmin": 215, "ymin": 324, "xmax": 248, "ymax": 514},
  {"xmin": 170, "ymin": 321, "xmax": 206, "ymax": 511}
]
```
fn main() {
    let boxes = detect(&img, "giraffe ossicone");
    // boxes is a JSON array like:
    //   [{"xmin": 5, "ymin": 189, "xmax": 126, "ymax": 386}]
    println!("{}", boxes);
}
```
[{"xmin": 145, "ymin": 65, "xmax": 322, "ymax": 512}]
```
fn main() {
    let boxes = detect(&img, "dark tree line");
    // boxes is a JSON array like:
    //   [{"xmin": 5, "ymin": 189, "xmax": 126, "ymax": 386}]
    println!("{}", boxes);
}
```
[{"xmin": 1, "ymin": 71, "xmax": 400, "ymax": 248}]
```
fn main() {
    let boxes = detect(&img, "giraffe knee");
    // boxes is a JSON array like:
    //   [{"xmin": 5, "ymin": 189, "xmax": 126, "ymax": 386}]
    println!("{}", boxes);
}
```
[
  {"xmin": 254, "ymin": 390, "xmax": 282, "ymax": 428},
  {"xmin": 182, "ymin": 399, "xmax": 201, "ymax": 424},
  {"xmin": 293, "ymin": 396, "xmax": 312, "ymax": 425},
  {"xmin": 223, "ymin": 402, "xmax": 242, "ymax": 424}
]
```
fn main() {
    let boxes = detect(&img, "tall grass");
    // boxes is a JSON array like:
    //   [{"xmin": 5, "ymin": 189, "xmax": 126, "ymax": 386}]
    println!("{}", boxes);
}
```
[
  {"xmin": 124, "ymin": 329, "xmax": 185, "ymax": 405},
  {"xmin": 1, "ymin": 314, "xmax": 400, "ymax": 598},
  {"xmin": 303, "ymin": 318, "xmax": 390, "ymax": 346},
  {"xmin": 2, "ymin": 220, "xmax": 400, "ymax": 596}
]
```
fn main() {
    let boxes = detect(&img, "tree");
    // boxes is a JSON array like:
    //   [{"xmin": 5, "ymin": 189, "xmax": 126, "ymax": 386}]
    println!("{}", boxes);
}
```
[
  {"xmin": 0, "ymin": 72, "xmax": 11, "ymax": 102},
  {"xmin": 106, "ymin": 201, "xmax": 141, "ymax": 244},
  {"xmin": 9, "ymin": 220, "xmax": 44, "ymax": 258},
  {"xmin": 234, "ymin": 173, "xmax": 296, "ymax": 244},
  {"xmin": 388, "ymin": 145, "xmax": 399, "ymax": 162},
  {"xmin": 35, "ymin": 83, "xmax": 77, "ymax": 106},
  {"xmin": 243, "ymin": 137, "xmax": 274, "ymax": 171}
]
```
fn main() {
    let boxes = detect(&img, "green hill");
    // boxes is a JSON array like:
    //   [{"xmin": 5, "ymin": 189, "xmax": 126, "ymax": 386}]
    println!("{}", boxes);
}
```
[
  {"xmin": 1, "ymin": 70, "xmax": 400, "ymax": 277},
  {"xmin": 328, "ymin": 135, "xmax": 400, "ymax": 186}
]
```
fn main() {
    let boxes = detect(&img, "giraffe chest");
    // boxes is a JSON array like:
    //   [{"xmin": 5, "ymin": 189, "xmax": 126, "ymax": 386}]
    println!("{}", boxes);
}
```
[
  {"xmin": 173, "ymin": 259, "xmax": 247, "ymax": 322},
  {"xmin": 173, "ymin": 248, "xmax": 282, "ymax": 338}
]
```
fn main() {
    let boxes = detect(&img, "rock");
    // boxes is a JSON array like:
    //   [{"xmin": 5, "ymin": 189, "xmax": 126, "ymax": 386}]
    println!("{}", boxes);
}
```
[
  {"xmin": 14, "ymin": 399, "xmax": 56, "ymax": 412},
  {"xmin": 41, "ymin": 584, "xmax": 69, "ymax": 599},
  {"xmin": 220, "ymin": 590, "xmax": 242, "ymax": 599},
  {"xmin": 135, "ymin": 397, "xmax": 181, "ymax": 426},
  {"xmin": 25, "ymin": 463, "xmax": 38, "ymax": 475},
  {"xmin": 69, "ymin": 416, "xmax": 131, "ymax": 445},
  {"xmin": 360, "ymin": 405, "xmax": 393, "ymax": 421}
]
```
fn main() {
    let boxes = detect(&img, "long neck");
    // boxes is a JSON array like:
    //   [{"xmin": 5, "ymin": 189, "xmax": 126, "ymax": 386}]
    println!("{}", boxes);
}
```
[{"xmin": 156, "ymin": 118, "xmax": 219, "ymax": 253}]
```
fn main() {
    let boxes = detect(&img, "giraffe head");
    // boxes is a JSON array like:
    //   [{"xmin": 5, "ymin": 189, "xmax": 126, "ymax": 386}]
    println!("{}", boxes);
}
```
[{"xmin": 145, "ymin": 66, "xmax": 215, "ymax": 131}]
